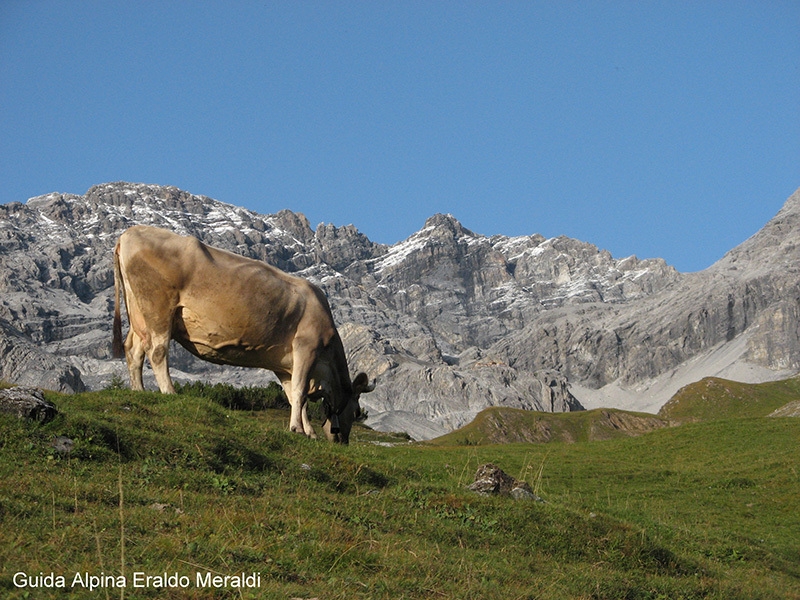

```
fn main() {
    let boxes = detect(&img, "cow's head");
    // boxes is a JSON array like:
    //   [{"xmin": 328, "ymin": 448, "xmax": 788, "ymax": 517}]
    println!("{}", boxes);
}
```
[{"xmin": 321, "ymin": 372, "xmax": 374, "ymax": 444}]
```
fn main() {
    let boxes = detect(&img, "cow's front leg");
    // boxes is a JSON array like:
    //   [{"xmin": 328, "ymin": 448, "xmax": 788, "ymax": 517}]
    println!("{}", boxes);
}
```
[
  {"xmin": 288, "ymin": 397, "xmax": 307, "ymax": 436},
  {"xmin": 280, "ymin": 376, "xmax": 304, "ymax": 436},
  {"xmin": 288, "ymin": 385, "xmax": 312, "ymax": 436},
  {"xmin": 287, "ymin": 347, "xmax": 317, "ymax": 437}
]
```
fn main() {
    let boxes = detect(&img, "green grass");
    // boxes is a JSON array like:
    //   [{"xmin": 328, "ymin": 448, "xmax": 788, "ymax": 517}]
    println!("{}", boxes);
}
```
[
  {"xmin": 0, "ymin": 388, "xmax": 798, "ymax": 599},
  {"xmin": 659, "ymin": 376, "xmax": 800, "ymax": 422},
  {"xmin": 431, "ymin": 406, "xmax": 669, "ymax": 446}
]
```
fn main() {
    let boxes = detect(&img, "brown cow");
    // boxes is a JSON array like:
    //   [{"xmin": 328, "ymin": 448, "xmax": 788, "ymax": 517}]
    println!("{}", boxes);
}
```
[{"xmin": 112, "ymin": 225, "xmax": 373, "ymax": 443}]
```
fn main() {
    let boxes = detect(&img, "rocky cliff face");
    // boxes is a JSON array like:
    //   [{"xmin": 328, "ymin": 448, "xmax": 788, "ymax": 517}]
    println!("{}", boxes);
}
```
[{"xmin": 1, "ymin": 181, "xmax": 798, "ymax": 439}]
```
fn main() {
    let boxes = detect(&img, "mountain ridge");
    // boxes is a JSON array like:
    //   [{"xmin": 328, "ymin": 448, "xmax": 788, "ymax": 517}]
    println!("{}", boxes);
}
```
[{"xmin": 1, "ymin": 181, "xmax": 798, "ymax": 439}]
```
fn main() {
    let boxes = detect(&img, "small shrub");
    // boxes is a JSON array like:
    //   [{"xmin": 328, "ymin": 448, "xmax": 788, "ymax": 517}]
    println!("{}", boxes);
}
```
[
  {"xmin": 175, "ymin": 381, "xmax": 289, "ymax": 411},
  {"xmin": 721, "ymin": 477, "xmax": 756, "ymax": 489},
  {"xmin": 303, "ymin": 400, "xmax": 369, "ymax": 425},
  {"xmin": 103, "ymin": 373, "xmax": 128, "ymax": 390}
]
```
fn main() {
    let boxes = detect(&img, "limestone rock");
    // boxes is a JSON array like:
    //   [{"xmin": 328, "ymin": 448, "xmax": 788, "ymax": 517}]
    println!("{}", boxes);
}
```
[
  {"xmin": 768, "ymin": 400, "xmax": 800, "ymax": 418},
  {"xmin": 0, "ymin": 386, "xmax": 57, "ymax": 423},
  {"xmin": 52, "ymin": 436, "xmax": 74, "ymax": 454},
  {"xmin": 0, "ymin": 322, "xmax": 85, "ymax": 392},
  {"xmin": 468, "ymin": 463, "xmax": 543, "ymax": 501}
]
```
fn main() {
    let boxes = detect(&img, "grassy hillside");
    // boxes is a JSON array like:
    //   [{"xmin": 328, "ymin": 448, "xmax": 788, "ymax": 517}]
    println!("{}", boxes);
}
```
[
  {"xmin": 431, "ymin": 406, "xmax": 669, "ymax": 446},
  {"xmin": 0, "ymin": 388, "xmax": 798, "ymax": 599},
  {"xmin": 659, "ymin": 376, "xmax": 800, "ymax": 422},
  {"xmin": 436, "ymin": 375, "xmax": 800, "ymax": 447}
]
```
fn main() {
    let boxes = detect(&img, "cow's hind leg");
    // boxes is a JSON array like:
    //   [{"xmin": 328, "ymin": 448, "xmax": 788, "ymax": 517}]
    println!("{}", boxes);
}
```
[
  {"xmin": 147, "ymin": 332, "xmax": 176, "ymax": 394},
  {"xmin": 124, "ymin": 330, "xmax": 146, "ymax": 391}
]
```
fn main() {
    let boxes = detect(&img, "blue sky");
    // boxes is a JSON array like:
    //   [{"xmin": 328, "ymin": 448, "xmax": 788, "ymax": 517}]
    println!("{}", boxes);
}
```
[{"xmin": 1, "ymin": 1, "xmax": 798, "ymax": 272}]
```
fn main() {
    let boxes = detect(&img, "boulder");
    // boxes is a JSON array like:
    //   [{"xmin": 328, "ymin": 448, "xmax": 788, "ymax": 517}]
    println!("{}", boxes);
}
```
[
  {"xmin": 0, "ymin": 386, "xmax": 57, "ymax": 423},
  {"xmin": 467, "ymin": 463, "xmax": 543, "ymax": 502}
]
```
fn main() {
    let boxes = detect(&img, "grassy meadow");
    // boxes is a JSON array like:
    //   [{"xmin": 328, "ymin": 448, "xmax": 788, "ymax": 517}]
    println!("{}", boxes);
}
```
[{"xmin": 0, "ymin": 383, "xmax": 798, "ymax": 599}]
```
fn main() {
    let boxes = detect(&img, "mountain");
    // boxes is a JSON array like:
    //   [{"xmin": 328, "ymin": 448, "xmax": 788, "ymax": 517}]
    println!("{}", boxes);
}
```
[{"xmin": 1, "ymin": 181, "xmax": 798, "ymax": 439}]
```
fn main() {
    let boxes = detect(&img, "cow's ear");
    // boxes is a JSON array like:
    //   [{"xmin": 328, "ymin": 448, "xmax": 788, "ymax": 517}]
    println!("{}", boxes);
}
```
[{"xmin": 352, "ymin": 372, "xmax": 375, "ymax": 394}]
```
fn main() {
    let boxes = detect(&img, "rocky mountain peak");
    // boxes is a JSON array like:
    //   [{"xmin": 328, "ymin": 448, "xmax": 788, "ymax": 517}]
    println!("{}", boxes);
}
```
[
  {"xmin": 272, "ymin": 209, "xmax": 315, "ymax": 243},
  {"xmin": 314, "ymin": 221, "xmax": 384, "ymax": 274},
  {"xmin": 713, "ymin": 187, "xmax": 800, "ymax": 276},
  {"xmin": 422, "ymin": 213, "xmax": 476, "ymax": 236},
  {"xmin": 775, "ymin": 186, "xmax": 800, "ymax": 218}
]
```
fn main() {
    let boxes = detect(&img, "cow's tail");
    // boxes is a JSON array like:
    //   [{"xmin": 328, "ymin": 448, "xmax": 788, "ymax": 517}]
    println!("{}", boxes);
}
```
[{"xmin": 112, "ymin": 242, "xmax": 125, "ymax": 359}]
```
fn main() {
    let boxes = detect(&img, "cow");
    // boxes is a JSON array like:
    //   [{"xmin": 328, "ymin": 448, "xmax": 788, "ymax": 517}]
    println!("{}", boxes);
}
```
[{"xmin": 112, "ymin": 225, "xmax": 373, "ymax": 443}]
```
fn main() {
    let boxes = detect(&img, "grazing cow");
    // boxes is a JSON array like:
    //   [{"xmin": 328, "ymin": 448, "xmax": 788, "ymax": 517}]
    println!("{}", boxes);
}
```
[{"xmin": 112, "ymin": 225, "xmax": 373, "ymax": 443}]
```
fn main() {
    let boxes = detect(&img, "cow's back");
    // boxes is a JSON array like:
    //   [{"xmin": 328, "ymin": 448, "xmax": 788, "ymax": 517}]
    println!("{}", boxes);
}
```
[
  {"xmin": 119, "ymin": 225, "xmax": 281, "ymax": 297},
  {"xmin": 117, "ymin": 225, "xmax": 336, "ymax": 369}
]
